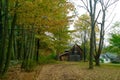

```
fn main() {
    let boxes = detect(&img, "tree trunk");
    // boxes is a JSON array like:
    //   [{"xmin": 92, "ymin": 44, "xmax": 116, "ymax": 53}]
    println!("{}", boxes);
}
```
[
  {"xmin": 0, "ymin": 0, "xmax": 9, "ymax": 75},
  {"xmin": 83, "ymin": 30, "xmax": 87, "ymax": 62},
  {"xmin": 19, "ymin": 27, "xmax": 25, "ymax": 60},
  {"xmin": 36, "ymin": 38, "xmax": 40, "ymax": 63},
  {"xmin": 89, "ymin": 0, "xmax": 95, "ymax": 69},
  {"xmin": 21, "ymin": 28, "xmax": 36, "ymax": 71},
  {"xmin": 13, "ymin": 27, "xmax": 18, "ymax": 60},
  {"xmin": 2, "ymin": 5, "xmax": 17, "ymax": 74},
  {"xmin": 89, "ymin": 27, "xmax": 94, "ymax": 69},
  {"xmin": 95, "ymin": 55, "xmax": 100, "ymax": 66},
  {"xmin": 0, "ymin": 0, "xmax": 3, "ymax": 70},
  {"xmin": 88, "ymin": 0, "xmax": 98, "ymax": 69},
  {"xmin": 0, "ymin": 0, "xmax": 2, "ymax": 42},
  {"xmin": 95, "ymin": 10, "xmax": 105, "ymax": 66},
  {"xmin": 21, "ymin": 29, "xmax": 28, "ymax": 69}
]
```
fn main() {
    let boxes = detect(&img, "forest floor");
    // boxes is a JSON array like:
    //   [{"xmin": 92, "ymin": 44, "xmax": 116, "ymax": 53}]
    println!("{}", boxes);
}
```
[{"xmin": 0, "ymin": 61, "xmax": 120, "ymax": 80}]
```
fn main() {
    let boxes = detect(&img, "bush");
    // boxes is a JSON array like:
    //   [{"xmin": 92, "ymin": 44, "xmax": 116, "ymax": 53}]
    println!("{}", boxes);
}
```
[
  {"xmin": 47, "ymin": 53, "xmax": 57, "ymax": 60},
  {"xmin": 38, "ymin": 53, "xmax": 57, "ymax": 64},
  {"xmin": 111, "ymin": 55, "xmax": 120, "ymax": 64}
]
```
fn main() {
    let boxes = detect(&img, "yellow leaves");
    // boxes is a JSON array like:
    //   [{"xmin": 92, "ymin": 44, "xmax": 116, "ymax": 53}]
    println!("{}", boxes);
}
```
[
  {"xmin": 9, "ymin": 0, "xmax": 74, "ymax": 35},
  {"xmin": 15, "ymin": 1, "xmax": 35, "ymax": 25},
  {"xmin": 65, "ymin": 2, "xmax": 75, "ymax": 11},
  {"xmin": 95, "ymin": 25, "xmax": 99, "ymax": 32},
  {"xmin": 75, "ymin": 14, "xmax": 90, "ymax": 31}
]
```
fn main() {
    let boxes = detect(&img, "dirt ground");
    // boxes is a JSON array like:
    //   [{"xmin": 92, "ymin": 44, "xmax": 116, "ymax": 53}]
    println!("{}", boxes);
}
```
[
  {"xmin": 35, "ymin": 62, "xmax": 120, "ymax": 80},
  {"xmin": 1, "ymin": 62, "xmax": 120, "ymax": 80}
]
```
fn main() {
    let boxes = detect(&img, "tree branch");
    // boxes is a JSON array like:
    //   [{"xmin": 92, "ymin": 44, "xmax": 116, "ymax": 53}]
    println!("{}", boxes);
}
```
[{"xmin": 81, "ymin": 0, "xmax": 90, "ymax": 13}]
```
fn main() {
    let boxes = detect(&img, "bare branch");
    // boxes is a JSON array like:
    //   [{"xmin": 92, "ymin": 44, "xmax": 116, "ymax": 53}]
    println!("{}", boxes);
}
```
[
  {"xmin": 80, "ymin": 18, "xmax": 91, "ymax": 25},
  {"xmin": 86, "ymin": 0, "xmax": 89, "ymax": 9},
  {"xmin": 106, "ymin": 3, "xmax": 117, "ymax": 21},
  {"xmin": 95, "ymin": 10, "xmax": 101, "ymax": 24},
  {"xmin": 106, "ymin": 0, "xmax": 119, "ymax": 8},
  {"xmin": 105, "ymin": 0, "xmax": 111, "ymax": 7},
  {"xmin": 105, "ymin": 14, "xmax": 116, "ymax": 33},
  {"xmin": 81, "ymin": 0, "xmax": 90, "ymax": 13},
  {"xmin": 77, "ymin": 5, "xmax": 88, "ymax": 11},
  {"xmin": 99, "ymin": 0, "xmax": 105, "ymax": 9}
]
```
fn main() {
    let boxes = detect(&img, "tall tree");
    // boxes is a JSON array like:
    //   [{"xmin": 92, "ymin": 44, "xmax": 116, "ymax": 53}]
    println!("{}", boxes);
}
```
[
  {"xmin": 80, "ymin": 0, "xmax": 98, "ymax": 69},
  {"xmin": 0, "ymin": 0, "xmax": 9, "ymax": 75},
  {"xmin": 94, "ymin": 0, "xmax": 119, "ymax": 66},
  {"xmin": 0, "ymin": 0, "xmax": 2, "ymax": 41}
]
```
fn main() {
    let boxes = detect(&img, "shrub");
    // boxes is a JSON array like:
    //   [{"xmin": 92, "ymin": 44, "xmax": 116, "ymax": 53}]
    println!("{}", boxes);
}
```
[{"xmin": 38, "ymin": 53, "xmax": 57, "ymax": 64}]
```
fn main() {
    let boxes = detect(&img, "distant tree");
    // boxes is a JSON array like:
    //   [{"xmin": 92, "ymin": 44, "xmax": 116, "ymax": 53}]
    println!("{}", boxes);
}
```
[
  {"xmin": 74, "ymin": 14, "xmax": 91, "ymax": 61},
  {"xmin": 74, "ymin": 14, "xmax": 99, "ymax": 62},
  {"xmin": 109, "ymin": 34, "xmax": 120, "ymax": 53},
  {"xmin": 104, "ymin": 21, "xmax": 120, "ymax": 54}
]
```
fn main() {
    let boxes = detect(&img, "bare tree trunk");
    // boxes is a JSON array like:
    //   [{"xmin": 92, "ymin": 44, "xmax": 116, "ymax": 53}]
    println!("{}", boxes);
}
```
[
  {"xmin": 0, "ymin": 0, "xmax": 3, "ymax": 66},
  {"xmin": 0, "ymin": 0, "xmax": 2, "ymax": 42},
  {"xmin": 89, "ymin": 0, "xmax": 97, "ymax": 69},
  {"xmin": 95, "ymin": 9, "xmax": 105, "ymax": 66},
  {"xmin": 83, "ymin": 30, "xmax": 87, "ymax": 62},
  {"xmin": 89, "ymin": 23, "xmax": 94, "ymax": 69},
  {"xmin": 0, "ymin": 0, "xmax": 9, "ymax": 75},
  {"xmin": 36, "ymin": 38, "xmax": 40, "ymax": 63}
]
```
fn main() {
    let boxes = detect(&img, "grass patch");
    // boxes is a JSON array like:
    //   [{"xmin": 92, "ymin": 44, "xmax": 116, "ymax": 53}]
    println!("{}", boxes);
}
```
[{"xmin": 101, "ymin": 63, "xmax": 120, "ymax": 68}]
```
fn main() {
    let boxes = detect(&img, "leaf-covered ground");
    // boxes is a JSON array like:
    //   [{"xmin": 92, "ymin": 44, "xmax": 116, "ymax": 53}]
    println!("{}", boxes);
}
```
[{"xmin": 1, "ymin": 62, "xmax": 120, "ymax": 80}]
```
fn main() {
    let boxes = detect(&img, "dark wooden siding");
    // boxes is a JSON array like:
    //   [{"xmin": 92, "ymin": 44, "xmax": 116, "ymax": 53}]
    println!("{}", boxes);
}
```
[{"xmin": 59, "ymin": 44, "xmax": 83, "ymax": 61}]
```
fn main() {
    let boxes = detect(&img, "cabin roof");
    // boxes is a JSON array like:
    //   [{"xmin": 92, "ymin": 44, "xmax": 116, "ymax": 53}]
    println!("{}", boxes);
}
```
[{"xmin": 59, "ymin": 44, "xmax": 83, "ymax": 57}]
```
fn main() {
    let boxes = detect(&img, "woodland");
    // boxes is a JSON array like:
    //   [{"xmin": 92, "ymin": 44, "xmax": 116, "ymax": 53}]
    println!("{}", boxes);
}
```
[{"xmin": 0, "ymin": 0, "xmax": 120, "ymax": 79}]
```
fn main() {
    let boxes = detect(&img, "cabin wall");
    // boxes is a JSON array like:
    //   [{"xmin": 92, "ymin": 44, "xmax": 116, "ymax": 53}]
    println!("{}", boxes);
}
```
[
  {"xmin": 69, "ymin": 55, "xmax": 81, "ymax": 61},
  {"xmin": 59, "ymin": 44, "xmax": 83, "ymax": 61}
]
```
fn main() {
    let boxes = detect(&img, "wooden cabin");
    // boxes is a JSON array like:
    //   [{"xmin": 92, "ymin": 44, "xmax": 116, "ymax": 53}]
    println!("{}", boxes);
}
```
[{"xmin": 59, "ymin": 44, "xmax": 83, "ymax": 61}]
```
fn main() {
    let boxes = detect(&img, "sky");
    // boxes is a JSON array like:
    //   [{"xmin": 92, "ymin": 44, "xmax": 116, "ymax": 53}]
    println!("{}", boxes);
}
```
[{"xmin": 69, "ymin": 0, "xmax": 120, "ymax": 46}]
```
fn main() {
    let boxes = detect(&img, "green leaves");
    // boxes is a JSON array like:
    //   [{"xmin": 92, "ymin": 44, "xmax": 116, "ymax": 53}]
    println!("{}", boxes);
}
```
[
  {"xmin": 109, "ymin": 34, "xmax": 120, "ymax": 48},
  {"xmin": 105, "ymin": 33, "xmax": 120, "ymax": 54}
]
